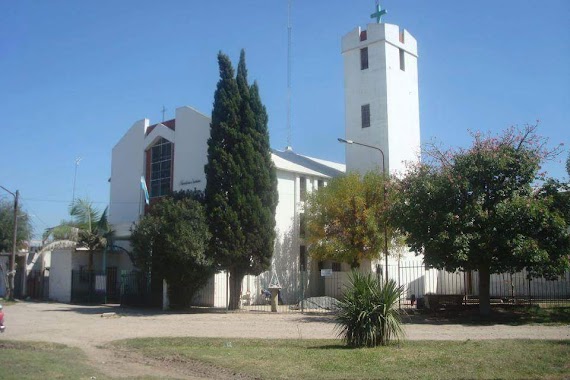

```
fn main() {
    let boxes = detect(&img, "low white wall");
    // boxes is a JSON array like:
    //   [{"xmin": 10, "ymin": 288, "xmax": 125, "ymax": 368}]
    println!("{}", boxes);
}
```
[
  {"xmin": 192, "ymin": 272, "xmax": 229, "ymax": 307},
  {"xmin": 49, "ymin": 248, "xmax": 73, "ymax": 303}
]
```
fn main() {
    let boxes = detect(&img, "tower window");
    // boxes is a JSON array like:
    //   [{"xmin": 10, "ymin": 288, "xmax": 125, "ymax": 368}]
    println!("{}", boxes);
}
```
[
  {"xmin": 300, "ymin": 245, "xmax": 307, "ymax": 272},
  {"xmin": 299, "ymin": 213, "xmax": 306, "ymax": 238},
  {"xmin": 360, "ymin": 47, "xmax": 368, "ymax": 70},
  {"xmin": 300, "ymin": 176, "xmax": 307, "ymax": 202},
  {"xmin": 361, "ymin": 104, "xmax": 371, "ymax": 128},
  {"xmin": 399, "ymin": 49, "xmax": 405, "ymax": 71}
]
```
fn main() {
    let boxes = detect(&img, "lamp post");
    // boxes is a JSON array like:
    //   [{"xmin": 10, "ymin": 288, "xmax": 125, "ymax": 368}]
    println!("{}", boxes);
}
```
[
  {"xmin": 0, "ymin": 185, "xmax": 19, "ymax": 300},
  {"xmin": 337, "ymin": 138, "xmax": 389, "ymax": 284}
]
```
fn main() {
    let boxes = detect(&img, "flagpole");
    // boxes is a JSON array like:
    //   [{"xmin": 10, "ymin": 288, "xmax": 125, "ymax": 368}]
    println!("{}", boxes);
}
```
[{"xmin": 139, "ymin": 177, "xmax": 143, "ymax": 218}]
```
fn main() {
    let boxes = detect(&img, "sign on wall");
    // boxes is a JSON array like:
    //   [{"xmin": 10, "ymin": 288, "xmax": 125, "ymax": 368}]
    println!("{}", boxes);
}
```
[{"xmin": 320, "ymin": 269, "xmax": 333, "ymax": 277}]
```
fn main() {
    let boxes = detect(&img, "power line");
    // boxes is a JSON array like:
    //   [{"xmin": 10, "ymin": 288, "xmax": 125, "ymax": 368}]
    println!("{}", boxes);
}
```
[{"xmin": 21, "ymin": 197, "xmax": 121, "ymax": 204}]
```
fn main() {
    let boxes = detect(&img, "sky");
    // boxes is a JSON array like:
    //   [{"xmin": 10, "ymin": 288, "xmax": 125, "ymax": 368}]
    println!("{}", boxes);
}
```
[{"xmin": 1, "ymin": 0, "xmax": 569, "ymax": 239}]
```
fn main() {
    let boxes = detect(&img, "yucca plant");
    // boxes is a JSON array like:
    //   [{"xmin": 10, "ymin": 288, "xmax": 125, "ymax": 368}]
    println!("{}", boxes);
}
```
[{"xmin": 335, "ymin": 271, "xmax": 405, "ymax": 347}]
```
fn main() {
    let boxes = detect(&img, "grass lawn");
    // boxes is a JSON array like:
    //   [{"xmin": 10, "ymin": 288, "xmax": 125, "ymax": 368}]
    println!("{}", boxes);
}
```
[
  {"xmin": 114, "ymin": 338, "xmax": 570, "ymax": 379},
  {"xmin": 0, "ymin": 341, "xmax": 106, "ymax": 380}
]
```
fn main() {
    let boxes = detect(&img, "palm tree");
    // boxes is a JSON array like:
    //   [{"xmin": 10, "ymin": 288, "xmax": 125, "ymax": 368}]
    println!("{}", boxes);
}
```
[
  {"xmin": 44, "ymin": 199, "xmax": 111, "ymax": 271},
  {"xmin": 70, "ymin": 199, "xmax": 110, "ymax": 271},
  {"xmin": 335, "ymin": 271, "xmax": 405, "ymax": 347}
]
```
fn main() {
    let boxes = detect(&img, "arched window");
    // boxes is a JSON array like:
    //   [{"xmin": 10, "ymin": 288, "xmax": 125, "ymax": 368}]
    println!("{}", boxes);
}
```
[{"xmin": 149, "ymin": 137, "xmax": 173, "ymax": 198}]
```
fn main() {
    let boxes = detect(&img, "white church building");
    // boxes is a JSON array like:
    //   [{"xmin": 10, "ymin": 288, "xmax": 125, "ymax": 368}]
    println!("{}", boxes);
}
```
[{"xmin": 107, "ymin": 16, "xmax": 422, "ymax": 307}]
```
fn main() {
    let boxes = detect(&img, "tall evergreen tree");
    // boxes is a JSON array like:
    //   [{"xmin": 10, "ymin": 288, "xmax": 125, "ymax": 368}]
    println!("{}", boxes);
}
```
[
  {"xmin": 237, "ymin": 50, "xmax": 278, "ymax": 277},
  {"xmin": 205, "ymin": 51, "xmax": 277, "ymax": 310}
]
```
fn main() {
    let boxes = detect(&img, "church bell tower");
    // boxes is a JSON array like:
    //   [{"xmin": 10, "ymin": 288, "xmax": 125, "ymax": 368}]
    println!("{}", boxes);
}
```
[{"xmin": 341, "ymin": 4, "xmax": 420, "ymax": 174}]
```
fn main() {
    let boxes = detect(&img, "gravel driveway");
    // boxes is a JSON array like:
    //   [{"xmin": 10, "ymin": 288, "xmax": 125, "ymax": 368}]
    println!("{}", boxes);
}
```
[{"xmin": 2, "ymin": 302, "xmax": 569, "ymax": 379}]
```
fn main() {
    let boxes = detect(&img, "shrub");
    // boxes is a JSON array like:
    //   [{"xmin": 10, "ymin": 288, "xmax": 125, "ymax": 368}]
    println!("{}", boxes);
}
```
[{"xmin": 335, "ymin": 271, "xmax": 405, "ymax": 347}]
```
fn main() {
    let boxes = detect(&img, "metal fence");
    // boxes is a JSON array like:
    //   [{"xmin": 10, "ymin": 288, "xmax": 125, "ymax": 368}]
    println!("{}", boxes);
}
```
[
  {"xmin": 70, "ymin": 269, "xmax": 122, "ymax": 304},
  {"xmin": 26, "ymin": 270, "xmax": 49, "ymax": 300},
  {"xmin": 71, "ymin": 270, "xmax": 106, "ymax": 304},
  {"xmin": 120, "ymin": 271, "xmax": 156, "ymax": 307},
  {"xmin": 69, "ymin": 265, "xmax": 570, "ymax": 311},
  {"xmin": 393, "ymin": 262, "xmax": 570, "ymax": 308},
  {"xmin": 69, "ymin": 269, "xmax": 161, "ymax": 307},
  {"xmin": 188, "ymin": 264, "xmax": 570, "ymax": 313}
]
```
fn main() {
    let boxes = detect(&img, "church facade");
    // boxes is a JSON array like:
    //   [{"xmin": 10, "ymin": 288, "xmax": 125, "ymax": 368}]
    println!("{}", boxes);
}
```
[{"xmin": 108, "ymin": 15, "xmax": 422, "ymax": 307}]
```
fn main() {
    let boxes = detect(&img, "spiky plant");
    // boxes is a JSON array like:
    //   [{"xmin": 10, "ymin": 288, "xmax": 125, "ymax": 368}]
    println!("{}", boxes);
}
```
[{"xmin": 335, "ymin": 271, "xmax": 405, "ymax": 347}]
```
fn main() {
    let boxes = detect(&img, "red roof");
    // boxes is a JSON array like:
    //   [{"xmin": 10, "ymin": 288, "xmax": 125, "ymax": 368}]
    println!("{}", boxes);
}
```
[{"xmin": 146, "ymin": 119, "xmax": 176, "ymax": 136}]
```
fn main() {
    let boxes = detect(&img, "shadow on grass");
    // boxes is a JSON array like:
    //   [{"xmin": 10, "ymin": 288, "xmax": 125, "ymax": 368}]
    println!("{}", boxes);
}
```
[
  {"xmin": 306, "ymin": 344, "xmax": 353, "ymax": 350},
  {"xmin": 402, "ymin": 305, "xmax": 570, "ymax": 326},
  {"xmin": 297, "ymin": 305, "xmax": 570, "ymax": 326}
]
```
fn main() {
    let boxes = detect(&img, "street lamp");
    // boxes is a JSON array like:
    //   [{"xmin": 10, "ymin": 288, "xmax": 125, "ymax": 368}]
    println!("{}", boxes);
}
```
[
  {"xmin": 337, "ymin": 138, "xmax": 389, "ymax": 284},
  {"xmin": 0, "ymin": 185, "xmax": 19, "ymax": 300}
]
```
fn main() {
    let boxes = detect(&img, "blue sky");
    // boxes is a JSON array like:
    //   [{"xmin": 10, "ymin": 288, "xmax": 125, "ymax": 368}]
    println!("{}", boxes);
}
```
[{"xmin": 1, "ymin": 0, "xmax": 569, "ymax": 238}]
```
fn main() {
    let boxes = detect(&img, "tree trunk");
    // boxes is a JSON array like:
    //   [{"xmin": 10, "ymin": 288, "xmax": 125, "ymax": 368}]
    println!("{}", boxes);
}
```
[
  {"xmin": 478, "ymin": 264, "xmax": 491, "ymax": 316},
  {"xmin": 228, "ymin": 268, "xmax": 244, "ymax": 310}
]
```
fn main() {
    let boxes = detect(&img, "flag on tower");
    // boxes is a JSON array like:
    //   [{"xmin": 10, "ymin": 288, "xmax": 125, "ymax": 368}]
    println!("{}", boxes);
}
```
[{"xmin": 140, "ymin": 176, "xmax": 150, "ymax": 205}]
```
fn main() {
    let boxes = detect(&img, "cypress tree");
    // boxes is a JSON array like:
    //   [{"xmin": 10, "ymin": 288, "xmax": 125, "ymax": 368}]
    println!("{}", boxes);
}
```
[
  {"xmin": 237, "ymin": 49, "xmax": 278, "ymax": 276},
  {"xmin": 205, "ymin": 50, "xmax": 277, "ymax": 310}
]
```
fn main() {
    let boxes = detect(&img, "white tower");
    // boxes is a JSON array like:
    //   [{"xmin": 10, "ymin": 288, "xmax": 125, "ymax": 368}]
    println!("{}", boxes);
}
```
[{"xmin": 341, "ymin": 12, "xmax": 420, "ymax": 174}]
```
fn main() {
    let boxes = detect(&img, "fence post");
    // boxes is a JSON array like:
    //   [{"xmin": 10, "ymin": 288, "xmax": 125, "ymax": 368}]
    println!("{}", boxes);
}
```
[
  {"xmin": 301, "ymin": 271, "xmax": 305, "ymax": 314},
  {"xmin": 226, "ymin": 271, "xmax": 229, "ymax": 311},
  {"xmin": 463, "ymin": 271, "xmax": 467, "ymax": 306},
  {"xmin": 397, "ymin": 257, "xmax": 401, "ymax": 309},
  {"xmin": 528, "ymin": 277, "xmax": 532, "ymax": 306}
]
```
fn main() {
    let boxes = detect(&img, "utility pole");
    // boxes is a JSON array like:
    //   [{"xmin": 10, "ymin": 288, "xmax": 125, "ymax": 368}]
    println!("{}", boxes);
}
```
[
  {"xmin": 0, "ymin": 185, "xmax": 19, "ymax": 300},
  {"xmin": 72, "ymin": 157, "xmax": 82, "ymax": 204},
  {"xmin": 286, "ymin": 0, "xmax": 292, "ymax": 148}
]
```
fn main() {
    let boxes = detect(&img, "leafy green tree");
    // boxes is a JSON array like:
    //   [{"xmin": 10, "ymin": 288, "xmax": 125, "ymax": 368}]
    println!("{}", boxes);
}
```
[
  {"xmin": 0, "ymin": 199, "xmax": 32, "ymax": 299},
  {"xmin": 566, "ymin": 151, "xmax": 570, "ymax": 177},
  {"xmin": 336, "ymin": 272, "xmax": 405, "ymax": 347},
  {"xmin": 305, "ymin": 171, "xmax": 396, "ymax": 268},
  {"xmin": 205, "ymin": 50, "xmax": 277, "ymax": 310},
  {"xmin": 393, "ymin": 126, "xmax": 570, "ymax": 315},
  {"xmin": 130, "ymin": 193, "xmax": 213, "ymax": 309},
  {"xmin": 0, "ymin": 199, "xmax": 32, "ymax": 252}
]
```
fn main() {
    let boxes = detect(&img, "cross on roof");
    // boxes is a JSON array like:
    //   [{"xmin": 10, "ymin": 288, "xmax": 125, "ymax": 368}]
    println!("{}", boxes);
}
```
[{"xmin": 370, "ymin": 1, "xmax": 387, "ymax": 23}]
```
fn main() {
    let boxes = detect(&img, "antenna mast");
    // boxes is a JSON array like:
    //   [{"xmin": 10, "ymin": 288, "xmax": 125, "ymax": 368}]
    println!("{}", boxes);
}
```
[{"xmin": 286, "ymin": 0, "xmax": 292, "ymax": 149}]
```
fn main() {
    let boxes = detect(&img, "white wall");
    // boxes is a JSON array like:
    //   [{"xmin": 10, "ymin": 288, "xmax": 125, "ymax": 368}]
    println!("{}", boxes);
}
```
[
  {"xmin": 385, "ymin": 27, "xmax": 421, "ymax": 175},
  {"xmin": 192, "ymin": 272, "xmax": 228, "ymax": 307},
  {"xmin": 109, "ymin": 119, "xmax": 148, "ymax": 225},
  {"xmin": 172, "ymin": 106, "xmax": 210, "ymax": 193},
  {"xmin": 110, "ymin": 107, "xmax": 211, "ymax": 227},
  {"xmin": 342, "ymin": 23, "xmax": 420, "ymax": 175},
  {"xmin": 49, "ymin": 248, "xmax": 73, "ymax": 303}
]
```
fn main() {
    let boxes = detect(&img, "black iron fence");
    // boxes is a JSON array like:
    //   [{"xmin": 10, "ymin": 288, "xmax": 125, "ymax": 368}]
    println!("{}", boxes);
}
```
[
  {"xmin": 69, "ymin": 269, "xmax": 161, "ymax": 307},
  {"xmin": 392, "ymin": 262, "xmax": 570, "ymax": 309},
  {"xmin": 187, "ymin": 264, "xmax": 570, "ymax": 313},
  {"xmin": 71, "ymin": 270, "xmax": 106, "ymax": 304},
  {"xmin": 70, "ymin": 265, "xmax": 570, "ymax": 311},
  {"xmin": 26, "ymin": 270, "xmax": 49, "ymax": 300},
  {"xmin": 120, "ymin": 271, "xmax": 152, "ymax": 307}
]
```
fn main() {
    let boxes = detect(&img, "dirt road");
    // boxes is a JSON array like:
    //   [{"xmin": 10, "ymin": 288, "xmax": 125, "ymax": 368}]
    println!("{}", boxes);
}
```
[{"xmin": 3, "ymin": 302, "xmax": 569, "ymax": 379}]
